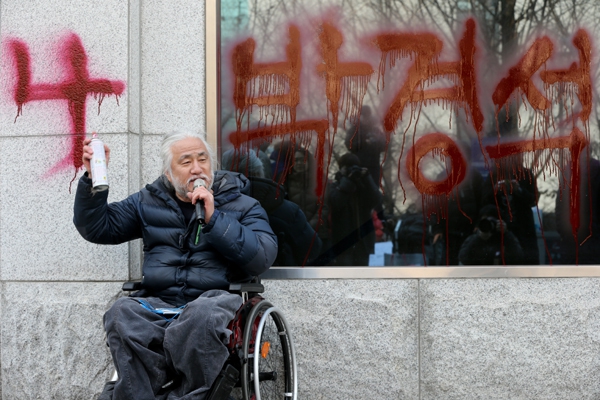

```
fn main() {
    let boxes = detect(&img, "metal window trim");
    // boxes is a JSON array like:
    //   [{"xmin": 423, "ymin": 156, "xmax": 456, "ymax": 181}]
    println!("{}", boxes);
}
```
[
  {"xmin": 261, "ymin": 266, "xmax": 600, "ymax": 279},
  {"xmin": 205, "ymin": 0, "xmax": 220, "ymax": 152}
]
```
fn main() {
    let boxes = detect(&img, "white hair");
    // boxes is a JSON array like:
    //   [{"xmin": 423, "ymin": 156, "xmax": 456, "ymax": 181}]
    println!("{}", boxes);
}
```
[{"xmin": 160, "ymin": 130, "xmax": 217, "ymax": 175}]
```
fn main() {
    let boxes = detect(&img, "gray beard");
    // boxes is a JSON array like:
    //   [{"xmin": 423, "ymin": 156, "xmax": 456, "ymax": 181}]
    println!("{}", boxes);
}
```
[
  {"xmin": 171, "ymin": 176, "xmax": 189, "ymax": 200},
  {"xmin": 170, "ymin": 173, "xmax": 212, "ymax": 201}
]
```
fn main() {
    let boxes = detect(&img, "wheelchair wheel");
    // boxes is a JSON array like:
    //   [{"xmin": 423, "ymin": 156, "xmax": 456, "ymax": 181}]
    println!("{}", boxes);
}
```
[{"xmin": 241, "ymin": 300, "xmax": 297, "ymax": 400}]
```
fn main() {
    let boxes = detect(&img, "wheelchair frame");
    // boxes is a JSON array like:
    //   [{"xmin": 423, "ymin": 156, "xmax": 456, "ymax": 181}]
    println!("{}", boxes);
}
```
[{"xmin": 102, "ymin": 281, "xmax": 297, "ymax": 400}]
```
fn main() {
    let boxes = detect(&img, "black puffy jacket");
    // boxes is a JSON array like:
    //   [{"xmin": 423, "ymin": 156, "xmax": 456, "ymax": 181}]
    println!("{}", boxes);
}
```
[{"xmin": 73, "ymin": 171, "xmax": 277, "ymax": 306}]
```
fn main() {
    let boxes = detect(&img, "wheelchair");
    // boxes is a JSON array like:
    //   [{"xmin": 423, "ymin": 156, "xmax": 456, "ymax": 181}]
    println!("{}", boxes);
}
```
[{"xmin": 99, "ymin": 280, "xmax": 297, "ymax": 400}]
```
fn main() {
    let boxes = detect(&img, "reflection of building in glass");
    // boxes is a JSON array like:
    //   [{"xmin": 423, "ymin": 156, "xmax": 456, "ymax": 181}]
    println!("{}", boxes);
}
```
[{"xmin": 220, "ymin": 0, "xmax": 249, "ymax": 40}]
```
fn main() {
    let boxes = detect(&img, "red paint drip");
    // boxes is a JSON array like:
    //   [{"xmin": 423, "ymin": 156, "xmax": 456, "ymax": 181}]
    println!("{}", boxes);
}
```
[
  {"xmin": 406, "ymin": 133, "xmax": 467, "ymax": 196},
  {"xmin": 457, "ymin": 19, "xmax": 484, "ymax": 133},
  {"xmin": 316, "ymin": 20, "xmax": 373, "ymax": 133},
  {"xmin": 230, "ymin": 23, "xmax": 340, "ymax": 259},
  {"xmin": 231, "ymin": 24, "xmax": 302, "ymax": 132},
  {"xmin": 374, "ymin": 31, "xmax": 442, "ymax": 133},
  {"xmin": 374, "ymin": 18, "xmax": 483, "ymax": 134},
  {"xmin": 540, "ymin": 29, "xmax": 592, "ymax": 123},
  {"xmin": 485, "ymin": 128, "xmax": 588, "ymax": 256}
]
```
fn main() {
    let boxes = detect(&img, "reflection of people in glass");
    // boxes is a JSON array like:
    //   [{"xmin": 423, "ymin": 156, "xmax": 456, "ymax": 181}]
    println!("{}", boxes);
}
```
[
  {"xmin": 481, "ymin": 162, "xmax": 539, "ymax": 264},
  {"xmin": 556, "ymin": 153, "xmax": 600, "ymax": 264},
  {"xmin": 459, "ymin": 205, "xmax": 524, "ymax": 265},
  {"xmin": 345, "ymin": 105, "xmax": 386, "ymax": 187},
  {"xmin": 395, "ymin": 203, "xmax": 436, "ymax": 265},
  {"xmin": 431, "ymin": 141, "xmax": 483, "ymax": 265},
  {"xmin": 328, "ymin": 153, "xmax": 383, "ymax": 266},
  {"xmin": 270, "ymin": 141, "xmax": 329, "ymax": 245},
  {"xmin": 221, "ymin": 149, "xmax": 322, "ymax": 266}
]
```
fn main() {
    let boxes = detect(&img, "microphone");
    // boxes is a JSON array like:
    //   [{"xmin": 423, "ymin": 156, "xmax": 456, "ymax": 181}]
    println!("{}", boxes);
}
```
[{"xmin": 193, "ymin": 179, "xmax": 206, "ymax": 225}]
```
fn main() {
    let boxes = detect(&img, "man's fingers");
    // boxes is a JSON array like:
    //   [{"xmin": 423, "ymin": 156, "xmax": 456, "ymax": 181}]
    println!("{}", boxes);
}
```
[{"xmin": 82, "ymin": 137, "xmax": 110, "ymax": 174}]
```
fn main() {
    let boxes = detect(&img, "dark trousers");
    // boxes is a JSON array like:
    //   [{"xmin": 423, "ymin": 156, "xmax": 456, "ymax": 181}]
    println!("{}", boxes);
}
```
[{"xmin": 104, "ymin": 290, "xmax": 242, "ymax": 400}]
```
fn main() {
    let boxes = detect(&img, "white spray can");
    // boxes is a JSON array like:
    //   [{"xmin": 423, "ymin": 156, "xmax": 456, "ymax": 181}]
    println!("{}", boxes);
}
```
[{"xmin": 90, "ymin": 133, "xmax": 109, "ymax": 191}]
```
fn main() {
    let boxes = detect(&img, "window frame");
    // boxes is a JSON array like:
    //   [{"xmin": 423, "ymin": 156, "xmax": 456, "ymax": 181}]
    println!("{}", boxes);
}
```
[{"xmin": 205, "ymin": 1, "xmax": 600, "ymax": 278}]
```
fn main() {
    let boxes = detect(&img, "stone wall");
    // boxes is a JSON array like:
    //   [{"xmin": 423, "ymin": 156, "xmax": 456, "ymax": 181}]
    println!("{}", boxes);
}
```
[
  {"xmin": 0, "ymin": 1, "xmax": 206, "ymax": 398},
  {"xmin": 265, "ymin": 278, "xmax": 600, "ymax": 399},
  {"xmin": 4, "ymin": 276, "xmax": 600, "ymax": 399}
]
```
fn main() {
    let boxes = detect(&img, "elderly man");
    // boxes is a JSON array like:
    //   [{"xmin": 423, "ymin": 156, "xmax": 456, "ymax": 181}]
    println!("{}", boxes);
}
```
[{"xmin": 73, "ymin": 131, "xmax": 277, "ymax": 399}]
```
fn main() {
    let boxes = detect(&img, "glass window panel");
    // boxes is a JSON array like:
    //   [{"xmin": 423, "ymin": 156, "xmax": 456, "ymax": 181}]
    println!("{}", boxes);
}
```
[{"xmin": 218, "ymin": 0, "xmax": 600, "ymax": 267}]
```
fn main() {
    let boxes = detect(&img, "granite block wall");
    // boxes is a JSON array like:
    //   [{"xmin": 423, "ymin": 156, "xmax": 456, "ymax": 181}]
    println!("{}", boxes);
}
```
[
  {"xmin": 4, "ymin": 276, "xmax": 600, "ymax": 399},
  {"xmin": 1, "ymin": 282, "xmax": 121, "ymax": 399},
  {"xmin": 265, "ymin": 280, "xmax": 420, "ymax": 400},
  {"xmin": 0, "ymin": 1, "xmax": 144, "ymax": 398},
  {"xmin": 265, "ymin": 278, "xmax": 600, "ymax": 400},
  {"xmin": 418, "ymin": 279, "xmax": 600, "ymax": 399}
]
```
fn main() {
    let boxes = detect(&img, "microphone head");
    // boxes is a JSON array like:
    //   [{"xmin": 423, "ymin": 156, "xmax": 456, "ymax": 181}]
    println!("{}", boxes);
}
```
[{"xmin": 193, "ymin": 178, "xmax": 206, "ymax": 189}]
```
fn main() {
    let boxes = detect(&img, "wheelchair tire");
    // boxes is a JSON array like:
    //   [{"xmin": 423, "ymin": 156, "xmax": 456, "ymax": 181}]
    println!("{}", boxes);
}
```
[{"xmin": 241, "ymin": 300, "xmax": 297, "ymax": 400}]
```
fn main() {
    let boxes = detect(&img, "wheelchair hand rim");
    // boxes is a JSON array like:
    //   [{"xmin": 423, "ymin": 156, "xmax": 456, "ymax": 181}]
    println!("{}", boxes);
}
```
[{"xmin": 253, "ymin": 306, "xmax": 298, "ymax": 400}]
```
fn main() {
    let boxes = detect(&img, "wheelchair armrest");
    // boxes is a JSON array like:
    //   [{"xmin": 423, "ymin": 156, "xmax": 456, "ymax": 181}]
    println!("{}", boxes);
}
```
[
  {"xmin": 228, "ymin": 282, "xmax": 264, "ymax": 294},
  {"xmin": 122, "ymin": 281, "xmax": 142, "ymax": 291}
]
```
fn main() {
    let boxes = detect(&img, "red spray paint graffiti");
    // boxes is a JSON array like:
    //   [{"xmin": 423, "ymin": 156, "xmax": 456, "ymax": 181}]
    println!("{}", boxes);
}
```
[
  {"xmin": 485, "ymin": 128, "xmax": 588, "ymax": 237},
  {"xmin": 374, "ymin": 18, "xmax": 484, "ymax": 136},
  {"xmin": 488, "ymin": 29, "xmax": 592, "ymax": 262},
  {"xmin": 232, "ymin": 24, "xmax": 302, "ymax": 131},
  {"xmin": 8, "ymin": 33, "xmax": 125, "ymax": 178},
  {"xmin": 316, "ymin": 21, "xmax": 374, "ymax": 133},
  {"xmin": 229, "ymin": 120, "xmax": 330, "ymax": 197},
  {"xmin": 540, "ymin": 29, "xmax": 592, "ymax": 123},
  {"xmin": 374, "ymin": 19, "xmax": 486, "ymax": 221},
  {"xmin": 231, "ymin": 23, "xmax": 353, "ymax": 201},
  {"xmin": 492, "ymin": 37, "xmax": 554, "ymax": 114},
  {"xmin": 406, "ymin": 133, "xmax": 467, "ymax": 196},
  {"xmin": 227, "ymin": 17, "xmax": 593, "ymax": 264}
]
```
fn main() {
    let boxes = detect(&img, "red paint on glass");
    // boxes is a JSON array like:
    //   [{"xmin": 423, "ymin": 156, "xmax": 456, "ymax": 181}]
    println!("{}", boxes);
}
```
[
  {"xmin": 230, "ymin": 23, "xmax": 337, "ymax": 202},
  {"xmin": 226, "ymin": 15, "xmax": 596, "ymax": 264},
  {"xmin": 374, "ymin": 18, "xmax": 483, "ymax": 134},
  {"xmin": 486, "ymin": 128, "xmax": 588, "ymax": 247},
  {"xmin": 489, "ymin": 29, "xmax": 593, "ymax": 263},
  {"xmin": 540, "ymin": 29, "xmax": 592, "ymax": 123},
  {"xmin": 228, "ymin": 120, "xmax": 330, "ymax": 197},
  {"xmin": 231, "ymin": 24, "xmax": 302, "ymax": 131},
  {"xmin": 492, "ymin": 37, "xmax": 553, "ymax": 113},
  {"xmin": 316, "ymin": 21, "xmax": 374, "ymax": 132},
  {"xmin": 406, "ymin": 133, "xmax": 467, "ymax": 195},
  {"xmin": 9, "ymin": 33, "xmax": 125, "ymax": 176},
  {"xmin": 405, "ymin": 132, "xmax": 468, "ymax": 266},
  {"xmin": 374, "ymin": 31, "xmax": 442, "ymax": 133}
]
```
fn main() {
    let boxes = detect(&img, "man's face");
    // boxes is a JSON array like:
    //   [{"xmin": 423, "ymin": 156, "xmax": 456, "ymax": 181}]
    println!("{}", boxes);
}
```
[{"xmin": 166, "ymin": 137, "xmax": 213, "ymax": 202}]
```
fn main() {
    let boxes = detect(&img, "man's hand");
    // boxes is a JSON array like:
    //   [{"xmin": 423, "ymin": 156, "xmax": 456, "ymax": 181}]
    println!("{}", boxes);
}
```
[
  {"xmin": 187, "ymin": 185, "xmax": 215, "ymax": 224},
  {"xmin": 82, "ymin": 137, "xmax": 111, "ymax": 178},
  {"xmin": 476, "ymin": 217, "xmax": 507, "ymax": 240},
  {"xmin": 348, "ymin": 166, "xmax": 368, "ymax": 180}
]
